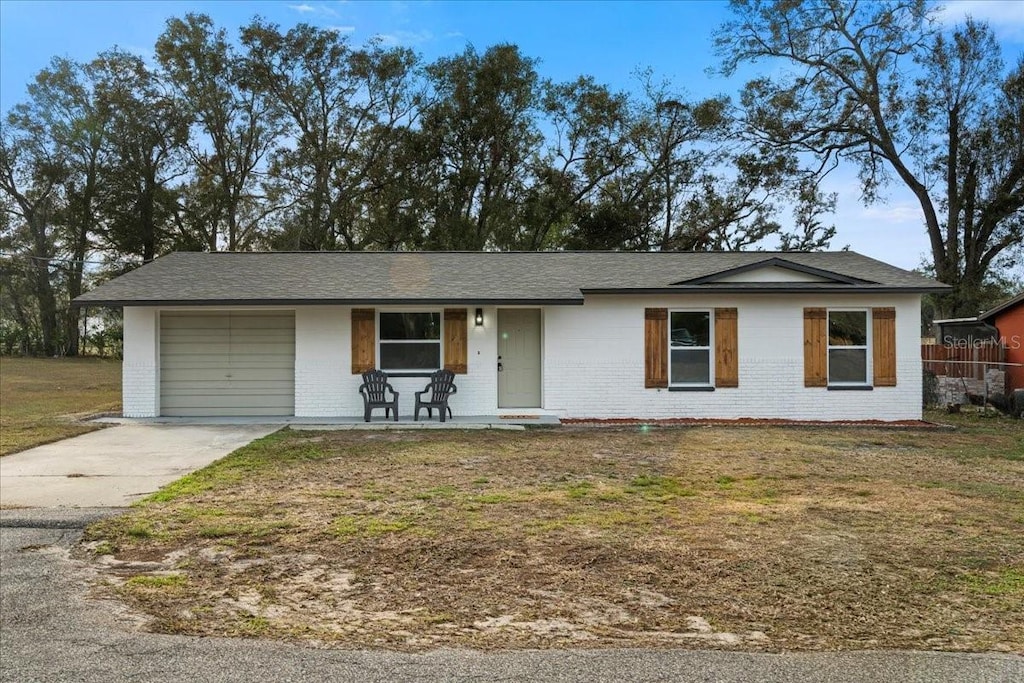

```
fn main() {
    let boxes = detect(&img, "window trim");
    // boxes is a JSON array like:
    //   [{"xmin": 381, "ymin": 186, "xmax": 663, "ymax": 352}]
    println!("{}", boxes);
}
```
[
  {"xmin": 668, "ymin": 308, "xmax": 714, "ymax": 388},
  {"xmin": 826, "ymin": 308, "xmax": 872, "ymax": 387},
  {"xmin": 376, "ymin": 309, "xmax": 444, "ymax": 373}
]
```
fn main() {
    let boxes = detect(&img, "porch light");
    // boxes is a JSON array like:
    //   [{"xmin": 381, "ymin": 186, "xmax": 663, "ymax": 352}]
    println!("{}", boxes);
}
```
[{"xmin": 474, "ymin": 308, "xmax": 484, "ymax": 326}]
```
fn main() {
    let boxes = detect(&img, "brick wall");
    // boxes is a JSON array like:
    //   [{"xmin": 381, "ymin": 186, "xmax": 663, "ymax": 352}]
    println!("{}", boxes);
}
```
[
  {"xmin": 542, "ymin": 294, "xmax": 923, "ymax": 421},
  {"xmin": 122, "ymin": 295, "xmax": 924, "ymax": 421},
  {"xmin": 294, "ymin": 306, "xmax": 500, "ymax": 418},
  {"xmin": 294, "ymin": 307, "xmax": 347, "ymax": 416},
  {"xmin": 122, "ymin": 307, "xmax": 159, "ymax": 417}
]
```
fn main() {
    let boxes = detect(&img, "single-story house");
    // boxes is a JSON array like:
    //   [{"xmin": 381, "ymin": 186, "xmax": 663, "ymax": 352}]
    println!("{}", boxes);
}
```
[{"xmin": 73, "ymin": 251, "xmax": 947, "ymax": 422}]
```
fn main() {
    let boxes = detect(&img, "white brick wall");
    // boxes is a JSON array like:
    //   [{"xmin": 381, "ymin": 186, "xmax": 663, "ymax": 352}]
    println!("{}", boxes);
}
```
[
  {"xmin": 122, "ymin": 307, "xmax": 159, "ymax": 417},
  {"xmin": 294, "ymin": 307, "xmax": 347, "ymax": 417},
  {"xmin": 543, "ymin": 294, "xmax": 923, "ymax": 421},
  {"xmin": 293, "ymin": 306, "xmax": 499, "ymax": 418},
  {"xmin": 121, "ymin": 295, "xmax": 924, "ymax": 421}
]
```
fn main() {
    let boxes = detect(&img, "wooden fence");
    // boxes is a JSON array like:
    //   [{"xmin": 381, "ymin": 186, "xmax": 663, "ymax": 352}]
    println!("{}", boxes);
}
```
[{"xmin": 921, "ymin": 343, "xmax": 1005, "ymax": 380}]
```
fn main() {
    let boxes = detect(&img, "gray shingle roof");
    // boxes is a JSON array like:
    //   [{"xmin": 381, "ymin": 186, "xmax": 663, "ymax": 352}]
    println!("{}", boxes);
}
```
[{"xmin": 73, "ymin": 251, "xmax": 948, "ymax": 306}]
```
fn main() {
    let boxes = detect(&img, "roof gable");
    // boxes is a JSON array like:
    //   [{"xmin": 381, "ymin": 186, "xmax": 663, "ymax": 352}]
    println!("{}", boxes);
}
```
[{"xmin": 672, "ymin": 257, "xmax": 875, "ymax": 286}]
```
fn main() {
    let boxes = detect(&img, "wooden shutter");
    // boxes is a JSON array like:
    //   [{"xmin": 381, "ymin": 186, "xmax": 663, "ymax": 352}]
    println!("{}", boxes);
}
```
[
  {"xmin": 714, "ymin": 308, "xmax": 738, "ymax": 388},
  {"xmin": 644, "ymin": 308, "xmax": 668, "ymax": 388},
  {"xmin": 444, "ymin": 308, "xmax": 468, "ymax": 374},
  {"xmin": 872, "ymin": 307, "xmax": 897, "ymax": 387},
  {"xmin": 804, "ymin": 308, "xmax": 827, "ymax": 387},
  {"xmin": 351, "ymin": 308, "xmax": 375, "ymax": 374}
]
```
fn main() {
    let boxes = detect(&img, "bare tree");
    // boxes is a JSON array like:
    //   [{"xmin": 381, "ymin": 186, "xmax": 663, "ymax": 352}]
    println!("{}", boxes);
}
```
[{"xmin": 717, "ymin": 0, "xmax": 1023, "ymax": 316}]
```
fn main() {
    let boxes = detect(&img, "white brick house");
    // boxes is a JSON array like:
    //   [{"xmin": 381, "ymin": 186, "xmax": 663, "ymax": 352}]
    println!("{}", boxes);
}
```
[{"xmin": 75, "ymin": 252, "xmax": 947, "ymax": 422}]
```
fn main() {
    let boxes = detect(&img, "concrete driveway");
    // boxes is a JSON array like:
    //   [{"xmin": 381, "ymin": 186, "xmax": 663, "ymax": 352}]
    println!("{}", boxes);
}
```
[{"xmin": 0, "ymin": 424, "xmax": 279, "ymax": 508}]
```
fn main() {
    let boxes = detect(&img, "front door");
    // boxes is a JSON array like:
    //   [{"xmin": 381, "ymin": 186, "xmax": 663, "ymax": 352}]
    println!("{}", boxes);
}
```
[{"xmin": 497, "ymin": 308, "xmax": 542, "ymax": 408}]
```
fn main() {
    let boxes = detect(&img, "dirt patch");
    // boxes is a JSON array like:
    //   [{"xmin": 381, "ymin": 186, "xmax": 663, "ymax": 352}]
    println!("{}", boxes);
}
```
[{"xmin": 79, "ymin": 421, "xmax": 1024, "ymax": 652}]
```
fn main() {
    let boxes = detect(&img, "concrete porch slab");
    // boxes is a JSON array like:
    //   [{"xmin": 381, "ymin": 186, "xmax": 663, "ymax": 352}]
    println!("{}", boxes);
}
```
[
  {"xmin": 93, "ymin": 414, "xmax": 562, "ymax": 428},
  {"xmin": 290, "ymin": 422, "xmax": 526, "ymax": 431}
]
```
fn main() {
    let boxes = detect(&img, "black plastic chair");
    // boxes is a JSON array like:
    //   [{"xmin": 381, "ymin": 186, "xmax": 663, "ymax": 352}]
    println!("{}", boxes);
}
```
[
  {"xmin": 358, "ymin": 369, "xmax": 399, "ymax": 422},
  {"xmin": 414, "ymin": 369, "xmax": 457, "ymax": 422}
]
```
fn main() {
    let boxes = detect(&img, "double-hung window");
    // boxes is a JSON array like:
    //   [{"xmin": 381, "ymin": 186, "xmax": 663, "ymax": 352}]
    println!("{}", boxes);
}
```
[
  {"xmin": 827, "ymin": 310, "xmax": 869, "ymax": 385},
  {"xmin": 669, "ymin": 310, "xmax": 712, "ymax": 386},
  {"xmin": 378, "ymin": 312, "xmax": 441, "ymax": 372}
]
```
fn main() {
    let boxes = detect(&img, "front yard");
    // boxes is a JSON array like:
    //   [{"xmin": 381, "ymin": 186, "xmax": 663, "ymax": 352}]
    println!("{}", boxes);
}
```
[
  {"xmin": 0, "ymin": 357, "xmax": 121, "ymax": 455},
  {"xmin": 83, "ymin": 415, "xmax": 1023, "ymax": 652}
]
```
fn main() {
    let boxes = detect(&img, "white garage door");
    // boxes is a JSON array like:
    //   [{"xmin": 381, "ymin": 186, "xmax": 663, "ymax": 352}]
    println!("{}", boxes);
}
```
[{"xmin": 160, "ymin": 312, "xmax": 295, "ymax": 417}]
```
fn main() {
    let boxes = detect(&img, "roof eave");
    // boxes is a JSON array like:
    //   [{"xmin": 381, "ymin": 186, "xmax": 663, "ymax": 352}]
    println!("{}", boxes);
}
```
[
  {"xmin": 933, "ymin": 317, "xmax": 981, "ymax": 324},
  {"xmin": 978, "ymin": 291, "xmax": 1024, "ymax": 322},
  {"xmin": 580, "ymin": 285, "xmax": 951, "ymax": 295},
  {"xmin": 71, "ymin": 297, "xmax": 586, "ymax": 308}
]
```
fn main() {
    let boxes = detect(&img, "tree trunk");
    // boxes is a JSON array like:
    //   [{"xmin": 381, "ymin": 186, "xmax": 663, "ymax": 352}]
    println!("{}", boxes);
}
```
[
  {"xmin": 64, "ymin": 159, "xmax": 101, "ymax": 356},
  {"xmin": 64, "ymin": 217, "xmax": 89, "ymax": 356},
  {"xmin": 31, "ymin": 258, "xmax": 59, "ymax": 356},
  {"xmin": 24, "ymin": 201, "xmax": 62, "ymax": 356},
  {"xmin": 65, "ymin": 278, "xmax": 82, "ymax": 356},
  {"xmin": 142, "ymin": 170, "xmax": 157, "ymax": 263}
]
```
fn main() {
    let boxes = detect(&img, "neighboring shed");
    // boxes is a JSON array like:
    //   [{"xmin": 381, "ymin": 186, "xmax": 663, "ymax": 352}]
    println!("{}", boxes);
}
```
[
  {"xmin": 932, "ymin": 317, "xmax": 998, "ymax": 346},
  {"xmin": 980, "ymin": 292, "xmax": 1024, "ymax": 393}
]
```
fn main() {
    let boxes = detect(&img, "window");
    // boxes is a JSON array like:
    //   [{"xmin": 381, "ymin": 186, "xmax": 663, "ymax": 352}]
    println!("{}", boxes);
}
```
[
  {"xmin": 828, "ymin": 310, "xmax": 869, "ymax": 384},
  {"xmin": 669, "ymin": 310, "xmax": 712, "ymax": 385},
  {"xmin": 379, "ymin": 312, "xmax": 441, "ymax": 372}
]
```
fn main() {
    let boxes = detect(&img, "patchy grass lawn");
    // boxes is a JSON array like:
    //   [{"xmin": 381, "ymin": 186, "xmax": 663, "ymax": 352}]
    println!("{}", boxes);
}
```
[
  {"xmin": 82, "ymin": 413, "xmax": 1023, "ymax": 653},
  {"xmin": 0, "ymin": 357, "xmax": 121, "ymax": 456}
]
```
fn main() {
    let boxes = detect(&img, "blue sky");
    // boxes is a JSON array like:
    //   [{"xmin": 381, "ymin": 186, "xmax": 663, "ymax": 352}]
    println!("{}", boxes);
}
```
[
  {"xmin": 2, "ymin": 1, "xmax": 1022, "ymax": 271},
  {"xmin": 0, "ymin": 1, "xmax": 741, "ymax": 109}
]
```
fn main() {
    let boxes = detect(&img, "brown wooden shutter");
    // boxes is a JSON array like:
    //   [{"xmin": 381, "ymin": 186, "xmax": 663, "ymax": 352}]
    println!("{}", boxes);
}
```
[
  {"xmin": 644, "ymin": 308, "xmax": 668, "ymax": 388},
  {"xmin": 443, "ymin": 308, "xmax": 468, "ymax": 374},
  {"xmin": 872, "ymin": 307, "xmax": 897, "ymax": 387},
  {"xmin": 351, "ymin": 308, "xmax": 375, "ymax": 374},
  {"xmin": 714, "ymin": 308, "xmax": 738, "ymax": 388},
  {"xmin": 804, "ymin": 307, "xmax": 828, "ymax": 387}
]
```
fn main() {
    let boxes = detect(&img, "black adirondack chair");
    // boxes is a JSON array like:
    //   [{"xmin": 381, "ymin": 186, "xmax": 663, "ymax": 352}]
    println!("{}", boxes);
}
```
[
  {"xmin": 358, "ymin": 369, "xmax": 399, "ymax": 422},
  {"xmin": 414, "ymin": 369, "xmax": 457, "ymax": 422}
]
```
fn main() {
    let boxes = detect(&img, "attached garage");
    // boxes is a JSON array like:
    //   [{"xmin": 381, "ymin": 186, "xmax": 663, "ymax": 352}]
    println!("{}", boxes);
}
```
[{"xmin": 159, "ymin": 311, "xmax": 295, "ymax": 416}]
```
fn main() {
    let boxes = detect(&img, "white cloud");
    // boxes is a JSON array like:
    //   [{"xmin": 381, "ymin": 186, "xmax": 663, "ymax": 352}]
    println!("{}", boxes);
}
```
[
  {"xmin": 860, "ymin": 203, "xmax": 924, "ymax": 225},
  {"xmin": 373, "ymin": 29, "xmax": 434, "ymax": 46},
  {"xmin": 327, "ymin": 25, "xmax": 356, "ymax": 34},
  {"xmin": 288, "ymin": 3, "xmax": 340, "ymax": 18},
  {"xmin": 936, "ymin": 1, "xmax": 1024, "ymax": 41},
  {"xmin": 826, "ymin": 174, "xmax": 931, "ymax": 269}
]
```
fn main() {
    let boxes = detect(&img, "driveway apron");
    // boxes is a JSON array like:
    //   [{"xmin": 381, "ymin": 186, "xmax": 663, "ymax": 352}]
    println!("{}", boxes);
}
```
[{"xmin": 0, "ymin": 424, "xmax": 279, "ymax": 508}]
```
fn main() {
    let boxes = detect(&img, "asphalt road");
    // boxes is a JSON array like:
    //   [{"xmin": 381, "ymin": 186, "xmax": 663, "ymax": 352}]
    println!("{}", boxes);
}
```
[{"xmin": 1, "ymin": 509, "xmax": 1021, "ymax": 683}]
